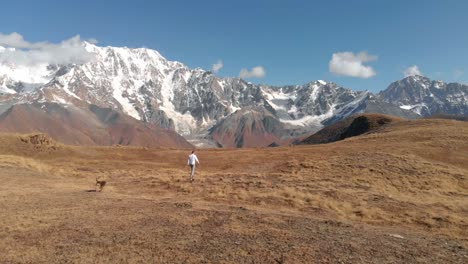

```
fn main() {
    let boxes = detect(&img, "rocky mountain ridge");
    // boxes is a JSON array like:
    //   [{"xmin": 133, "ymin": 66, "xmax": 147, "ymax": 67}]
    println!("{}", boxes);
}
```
[{"xmin": 1, "ymin": 42, "xmax": 467, "ymax": 147}]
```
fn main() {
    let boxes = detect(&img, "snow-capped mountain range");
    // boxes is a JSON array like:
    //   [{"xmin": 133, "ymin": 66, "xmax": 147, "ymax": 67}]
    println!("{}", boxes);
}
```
[
  {"xmin": 1, "ymin": 42, "xmax": 467, "ymax": 147},
  {"xmin": 379, "ymin": 75, "xmax": 468, "ymax": 116}
]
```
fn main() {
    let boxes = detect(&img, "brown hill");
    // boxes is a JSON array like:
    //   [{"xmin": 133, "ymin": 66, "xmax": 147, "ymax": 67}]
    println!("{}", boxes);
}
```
[
  {"xmin": 300, "ymin": 113, "xmax": 404, "ymax": 145},
  {"xmin": 427, "ymin": 113, "xmax": 468, "ymax": 122},
  {"xmin": 0, "ymin": 103, "xmax": 192, "ymax": 148},
  {"xmin": 209, "ymin": 107, "xmax": 289, "ymax": 148}
]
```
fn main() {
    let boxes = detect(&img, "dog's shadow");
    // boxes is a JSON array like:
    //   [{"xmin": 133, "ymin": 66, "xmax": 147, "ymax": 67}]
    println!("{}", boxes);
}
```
[{"xmin": 85, "ymin": 189, "xmax": 97, "ymax": 192}]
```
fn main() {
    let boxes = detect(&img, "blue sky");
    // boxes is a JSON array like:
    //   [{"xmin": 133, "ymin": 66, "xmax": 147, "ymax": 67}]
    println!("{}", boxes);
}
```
[{"xmin": 1, "ymin": 0, "xmax": 467, "ymax": 92}]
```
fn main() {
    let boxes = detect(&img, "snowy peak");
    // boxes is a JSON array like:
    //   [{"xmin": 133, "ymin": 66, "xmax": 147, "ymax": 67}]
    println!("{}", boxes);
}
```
[
  {"xmin": 405, "ymin": 75, "xmax": 431, "ymax": 84},
  {"xmin": 27, "ymin": 44, "xmax": 199, "ymax": 132},
  {"xmin": 379, "ymin": 76, "xmax": 468, "ymax": 116},
  {"xmin": 261, "ymin": 80, "xmax": 370, "ymax": 128},
  {"xmin": 0, "ymin": 45, "xmax": 51, "ymax": 89},
  {"xmin": 1, "ymin": 43, "xmax": 268, "ymax": 135}
]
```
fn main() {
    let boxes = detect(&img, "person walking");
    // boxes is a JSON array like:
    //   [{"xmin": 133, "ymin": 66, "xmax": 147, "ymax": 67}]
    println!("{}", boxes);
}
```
[{"xmin": 187, "ymin": 150, "xmax": 200, "ymax": 182}]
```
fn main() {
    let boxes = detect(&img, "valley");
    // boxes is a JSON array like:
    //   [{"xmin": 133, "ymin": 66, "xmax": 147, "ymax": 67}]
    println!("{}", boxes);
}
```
[{"xmin": 1, "ymin": 118, "xmax": 467, "ymax": 263}]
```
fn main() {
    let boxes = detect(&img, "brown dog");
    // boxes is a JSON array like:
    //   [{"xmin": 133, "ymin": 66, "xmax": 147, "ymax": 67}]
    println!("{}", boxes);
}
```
[{"xmin": 96, "ymin": 177, "xmax": 107, "ymax": 192}]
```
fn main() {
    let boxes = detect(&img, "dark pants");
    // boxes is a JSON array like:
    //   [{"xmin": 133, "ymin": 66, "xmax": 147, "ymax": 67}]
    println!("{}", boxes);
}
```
[{"xmin": 190, "ymin": 164, "xmax": 196, "ymax": 178}]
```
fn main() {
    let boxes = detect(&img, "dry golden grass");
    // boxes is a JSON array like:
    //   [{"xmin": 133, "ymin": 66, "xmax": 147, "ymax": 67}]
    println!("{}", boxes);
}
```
[{"xmin": 0, "ymin": 119, "xmax": 467, "ymax": 263}]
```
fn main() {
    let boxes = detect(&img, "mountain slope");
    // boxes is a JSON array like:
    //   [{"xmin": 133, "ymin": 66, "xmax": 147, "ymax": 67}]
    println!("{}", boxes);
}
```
[
  {"xmin": 300, "ymin": 113, "xmax": 404, "ymax": 145},
  {"xmin": 379, "ymin": 75, "xmax": 468, "ymax": 116},
  {"xmin": 208, "ymin": 107, "xmax": 291, "ymax": 148},
  {"xmin": 0, "ymin": 44, "xmax": 417, "ymax": 135},
  {"xmin": 1, "ymin": 43, "xmax": 467, "ymax": 148},
  {"xmin": 0, "ymin": 102, "xmax": 192, "ymax": 148}
]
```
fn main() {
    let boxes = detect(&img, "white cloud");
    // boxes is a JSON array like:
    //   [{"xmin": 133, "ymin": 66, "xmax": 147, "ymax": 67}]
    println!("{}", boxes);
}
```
[
  {"xmin": 212, "ymin": 60, "xmax": 223, "ymax": 73},
  {"xmin": 404, "ymin": 65, "xmax": 423, "ymax": 77},
  {"xmin": 329, "ymin": 51, "xmax": 377, "ymax": 78},
  {"xmin": 239, "ymin": 66, "xmax": 266, "ymax": 79},
  {"xmin": 0, "ymin": 32, "xmax": 34, "ymax": 49},
  {"xmin": 0, "ymin": 32, "xmax": 96, "ymax": 66}
]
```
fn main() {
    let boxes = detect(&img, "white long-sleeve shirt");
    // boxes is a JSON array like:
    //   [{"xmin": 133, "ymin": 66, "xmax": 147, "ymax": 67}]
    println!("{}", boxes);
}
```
[{"xmin": 188, "ymin": 153, "xmax": 199, "ymax": 165}]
